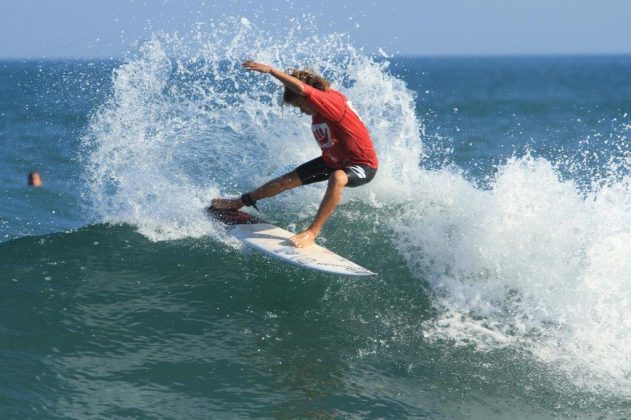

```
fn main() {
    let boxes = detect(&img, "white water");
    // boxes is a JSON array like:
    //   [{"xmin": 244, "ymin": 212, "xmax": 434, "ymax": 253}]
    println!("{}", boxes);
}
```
[
  {"xmin": 82, "ymin": 17, "xmax": 631, "ymax": 398},
  {"xmin": 396, "ymin": 156, "xmax": 631, "ymax": 395}
]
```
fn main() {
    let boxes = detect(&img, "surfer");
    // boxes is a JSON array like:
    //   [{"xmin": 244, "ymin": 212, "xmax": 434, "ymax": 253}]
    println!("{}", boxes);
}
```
[{"xmin": 211, "ymin": 60, "xmax": 378, "ymax": 247}]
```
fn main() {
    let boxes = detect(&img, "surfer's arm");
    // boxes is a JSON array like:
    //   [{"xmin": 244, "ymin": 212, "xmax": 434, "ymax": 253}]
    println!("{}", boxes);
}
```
[{"xmin": 242, "ymin": 60, "xmax": 305, "ymax": 96}]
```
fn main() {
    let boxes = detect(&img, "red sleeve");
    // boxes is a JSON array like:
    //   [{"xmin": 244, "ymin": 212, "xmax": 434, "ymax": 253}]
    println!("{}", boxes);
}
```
[{"xmin": 302, "ymin": 83, "xmax": 346, "ymax": 122}]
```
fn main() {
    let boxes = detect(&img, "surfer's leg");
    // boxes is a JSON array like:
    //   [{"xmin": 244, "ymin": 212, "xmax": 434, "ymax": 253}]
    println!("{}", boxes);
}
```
[
  {"xmin": 211, "ymin": 171, "xmax": 301, "ymax": 210},
  {"xmin": 211, "ymin": 157, "xmax": 330, "ymax": 210},
  {"xmin": 233, "ymin": 156, "xmax": 332, "ymax": 207},
  {"xmin": 249, "ymin": 171, "xmax": 302, "ymax": 201},
  {"xmin": 251, "ymin": 155, "xmax": 337, "ymax": 201},
  {"xmin": 290, "ymin": 169, "xmax": 348, "ymax": 248}
]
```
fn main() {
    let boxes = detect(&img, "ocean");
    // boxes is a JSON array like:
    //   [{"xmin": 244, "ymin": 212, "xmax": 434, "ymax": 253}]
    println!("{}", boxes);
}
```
[{"xmin": 2, "ymin": 19, "xmax": 631, "ymax": 418}]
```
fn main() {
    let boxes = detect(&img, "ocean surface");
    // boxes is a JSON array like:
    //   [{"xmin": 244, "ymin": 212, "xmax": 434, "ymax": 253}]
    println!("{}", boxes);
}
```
[{"xmin": 2, "ymin": 19, "xmax": 631, "ymax": 418}]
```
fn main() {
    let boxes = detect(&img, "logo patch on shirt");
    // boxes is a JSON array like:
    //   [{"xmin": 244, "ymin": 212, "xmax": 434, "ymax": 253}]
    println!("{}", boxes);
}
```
[{"xmin": 311, "ymin": 123, "xmax": 334, "ymax": 149}]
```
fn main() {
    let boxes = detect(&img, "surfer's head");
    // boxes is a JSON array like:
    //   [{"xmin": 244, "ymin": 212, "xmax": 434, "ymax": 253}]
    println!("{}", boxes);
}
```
[
  {"xmin": 283, "ymin": 69, "xmax": 329, "ymax": 115},
  {"xmin": 287, "ymin": 96, "xmax": 317, "ymax": 116}
]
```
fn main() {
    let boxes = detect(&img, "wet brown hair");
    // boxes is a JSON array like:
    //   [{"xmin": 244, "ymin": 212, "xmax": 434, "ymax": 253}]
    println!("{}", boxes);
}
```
[{"xmin": 283, "ymin": 69, "xmax": 330, "ymax": 104}]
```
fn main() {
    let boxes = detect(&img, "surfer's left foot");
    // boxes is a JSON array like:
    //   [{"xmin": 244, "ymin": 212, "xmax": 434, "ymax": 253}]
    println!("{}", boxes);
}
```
[
  {"xmin": 290, "ymin": 228, "xmax": 317, "ymax": 248},
  {"xmin": 211, "ymin": 197, "xmax": 243, "ymax": 210}
]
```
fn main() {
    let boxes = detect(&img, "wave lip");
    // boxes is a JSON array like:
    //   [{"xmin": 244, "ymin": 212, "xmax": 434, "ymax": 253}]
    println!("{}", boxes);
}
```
[{"xmin": 81, "ymin": 17, "xmax": 423, "ymax": 242}]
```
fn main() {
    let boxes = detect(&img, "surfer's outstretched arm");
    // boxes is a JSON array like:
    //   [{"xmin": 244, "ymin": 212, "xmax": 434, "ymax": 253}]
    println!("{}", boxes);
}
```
[{"xmin": 242, "ymin": 61, "xmax": 305, "ymax": 96}]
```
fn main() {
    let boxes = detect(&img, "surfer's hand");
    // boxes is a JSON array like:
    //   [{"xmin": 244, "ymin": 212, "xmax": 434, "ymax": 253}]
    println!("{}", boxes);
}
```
[
  {"xmin": 211, "ymin": 197, "xmax": 243, "ymax": 210},
  {"xmin": 290, "ymin": 228, "xmax": 317, "ymax": 248},
  {"xmin": 242, "ymin": 60, "xmax": 272, "ymax": 74}
]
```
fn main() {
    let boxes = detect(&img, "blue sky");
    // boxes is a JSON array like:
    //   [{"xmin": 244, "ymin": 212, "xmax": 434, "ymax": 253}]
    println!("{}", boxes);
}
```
[{"xmin": 1, "ymin": 0, "xmax": 630, "ymax": 58}]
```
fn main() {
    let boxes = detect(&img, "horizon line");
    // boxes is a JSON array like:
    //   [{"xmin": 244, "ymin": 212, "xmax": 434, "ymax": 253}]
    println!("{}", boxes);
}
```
[{"xmin": 2, "ymin": 51, "xmax": 631, "ymax": 62}]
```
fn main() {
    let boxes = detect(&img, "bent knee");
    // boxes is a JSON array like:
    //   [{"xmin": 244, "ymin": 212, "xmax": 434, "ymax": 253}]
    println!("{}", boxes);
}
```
[{"xmin": 328, "ymin": 170, "xmax": 348, "ymax": 187}]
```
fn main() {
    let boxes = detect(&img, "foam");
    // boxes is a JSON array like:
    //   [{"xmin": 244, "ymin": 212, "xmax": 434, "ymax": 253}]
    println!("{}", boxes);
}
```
[{"xmin": 395, "ymin": 155, "xmax": 631, "ymax": 396}]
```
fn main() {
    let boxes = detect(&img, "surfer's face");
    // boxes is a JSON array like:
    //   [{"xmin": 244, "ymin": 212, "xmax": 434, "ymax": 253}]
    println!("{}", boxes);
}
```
[{"xmin": 290, "ymin": 97, "xmax": 316, "ymax": 116}]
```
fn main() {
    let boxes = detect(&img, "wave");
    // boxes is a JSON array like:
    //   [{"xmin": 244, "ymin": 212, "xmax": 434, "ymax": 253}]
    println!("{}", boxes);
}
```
[
  {"xmin": 395, "ymin": 155, "xmax": 631, "ymax": 396},
  {"xmin": 80, "ymin": 16, "xmax": 631, "ymax": 399}
]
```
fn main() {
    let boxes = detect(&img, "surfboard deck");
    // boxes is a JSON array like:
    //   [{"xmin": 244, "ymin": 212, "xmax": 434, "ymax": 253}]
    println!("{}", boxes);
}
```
[{"xmin": 207, "ymin": 207, "xmax": 376, "ymax": 276}]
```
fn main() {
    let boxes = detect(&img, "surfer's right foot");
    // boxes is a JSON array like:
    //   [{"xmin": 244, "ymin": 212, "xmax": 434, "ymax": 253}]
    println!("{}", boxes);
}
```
[{"xmin": 210, "ymin": 197, "xmax": 243, "ymax": 210}]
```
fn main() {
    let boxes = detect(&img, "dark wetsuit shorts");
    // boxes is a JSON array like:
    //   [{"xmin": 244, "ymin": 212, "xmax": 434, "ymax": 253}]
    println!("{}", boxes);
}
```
[{"xmin": 295, "ymin": 157, "xmax": 377, "ymax": 188}]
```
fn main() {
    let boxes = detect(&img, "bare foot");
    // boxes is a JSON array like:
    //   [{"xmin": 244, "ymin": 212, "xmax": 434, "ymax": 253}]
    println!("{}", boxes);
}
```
[
  {"xmin": 289, "ymin": 228, "xmax": 318, "ymax": 248},
  {"xmin": 211, "ymin": 197, "xmax": 243, "ymax": 210}
]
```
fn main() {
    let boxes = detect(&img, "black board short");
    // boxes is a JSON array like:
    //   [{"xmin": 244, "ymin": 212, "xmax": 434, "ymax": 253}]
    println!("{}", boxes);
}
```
[{"xmin": 295, "ymin": 157, "xmax": 377, "ymax": 188}]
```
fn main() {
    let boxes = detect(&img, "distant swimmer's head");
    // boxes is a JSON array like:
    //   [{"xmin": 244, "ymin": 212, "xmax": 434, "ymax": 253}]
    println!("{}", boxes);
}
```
[
  {"xmin": 28, "ymin": 171, "xmax": 43, "ymax": 187},
  {"xmin": 283, "ymin": 69, "xmax": 329, "ymax": 116}
]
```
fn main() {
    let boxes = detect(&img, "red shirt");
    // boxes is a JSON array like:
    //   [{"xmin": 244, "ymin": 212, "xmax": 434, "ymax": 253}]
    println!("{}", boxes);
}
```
[{"xmin": 303, "ymin": 83, "xmax": 378, "ymax": 169}]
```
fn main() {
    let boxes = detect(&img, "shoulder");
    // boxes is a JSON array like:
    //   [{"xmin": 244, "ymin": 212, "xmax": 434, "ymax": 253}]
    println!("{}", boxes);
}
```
[
  {"xmin": 304, "ymin": 83, "xmax": 345, "ymax": 100},
  {"xmin": 305, "ymin": 85, "xmax": 346, "ymax": 103},
  {"xmin": 325, "ymin": 88, "xmax": 345, "ymax": 100}
]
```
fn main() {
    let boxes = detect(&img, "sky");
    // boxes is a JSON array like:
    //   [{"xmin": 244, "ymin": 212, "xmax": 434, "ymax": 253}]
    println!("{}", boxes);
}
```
[{"xmin": 1, "ymin": 0, "xmax": 630, "ymax": 58}]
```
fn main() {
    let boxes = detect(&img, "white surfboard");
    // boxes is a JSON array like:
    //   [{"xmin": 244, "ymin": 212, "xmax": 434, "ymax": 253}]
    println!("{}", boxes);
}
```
[{"xmin": 208, "ymin": 207, "xmax": 376, "ymax": 276}]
